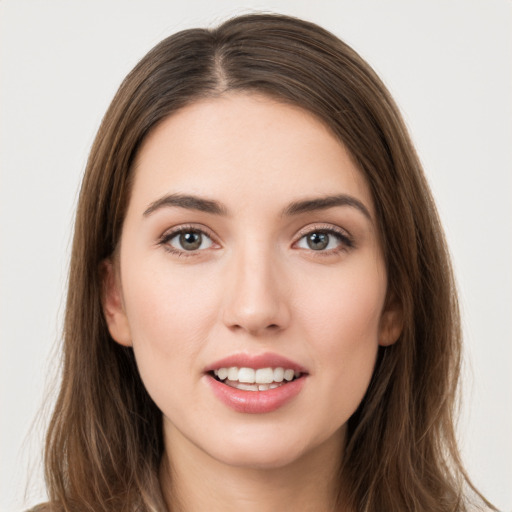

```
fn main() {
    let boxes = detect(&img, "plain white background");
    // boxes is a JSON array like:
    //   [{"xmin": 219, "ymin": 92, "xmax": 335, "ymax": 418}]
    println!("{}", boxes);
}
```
[{"xmin": 1, "ymin": 1, "xmax": 511, "ymax": 510}]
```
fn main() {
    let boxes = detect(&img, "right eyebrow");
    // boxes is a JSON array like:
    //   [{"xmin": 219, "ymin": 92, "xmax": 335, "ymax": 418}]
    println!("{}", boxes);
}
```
[{"xmin": 143, "ymin": 193, "xmax": 229, "ymax": 217}]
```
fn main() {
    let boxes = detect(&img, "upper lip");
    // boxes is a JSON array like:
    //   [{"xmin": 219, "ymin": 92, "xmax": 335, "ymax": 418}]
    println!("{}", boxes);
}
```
[{"xmin": 204, "ymin": 352, "xmax": 308, "ymax": 374}]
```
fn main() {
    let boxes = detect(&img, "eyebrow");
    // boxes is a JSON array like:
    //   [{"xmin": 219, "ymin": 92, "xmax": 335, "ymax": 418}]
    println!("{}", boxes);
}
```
[
  {"xmin": 143, "ymin": 193, "xmax": 229, "ymax": 217},
  {"xmin": 143, "ymin": 192, "xmax": 372, "ymax": 220},
  {"xmin": 282, "ymin": 194, "xmax": 372, "ymax": 220}
]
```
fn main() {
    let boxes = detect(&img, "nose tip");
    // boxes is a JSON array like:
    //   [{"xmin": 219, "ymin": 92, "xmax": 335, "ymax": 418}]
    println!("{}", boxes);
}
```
[
  {"xmin": 226, "ymin": 302, "xmax": 283, "ymax": 335},
  {"xmin": 222, "ymin": 255, "xmax": 290, "ymax": 336}
]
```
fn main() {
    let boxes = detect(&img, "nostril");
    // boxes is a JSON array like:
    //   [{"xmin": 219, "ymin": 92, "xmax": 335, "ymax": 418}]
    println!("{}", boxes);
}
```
[{"xmin": 227, "ymin": 322, "xmax": 281, "ymax": 334}]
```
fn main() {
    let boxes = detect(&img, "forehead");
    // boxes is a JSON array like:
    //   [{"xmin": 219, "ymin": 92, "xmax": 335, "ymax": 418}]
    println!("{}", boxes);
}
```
[{"xmin": 130, "ymin": 93, "xmax": 375, "ymax": 216}]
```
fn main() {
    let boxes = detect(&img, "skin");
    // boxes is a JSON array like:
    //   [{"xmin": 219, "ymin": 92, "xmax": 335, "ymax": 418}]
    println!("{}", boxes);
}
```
[{"xmin": 103, "ymin": 93, "xmax": 402, "ymax": 512}]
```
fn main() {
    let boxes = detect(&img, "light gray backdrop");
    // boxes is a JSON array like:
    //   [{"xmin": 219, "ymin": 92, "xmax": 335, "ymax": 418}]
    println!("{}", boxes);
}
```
[{"xmin": 1, "ymin": 1, "xmax": 511, "ymax": 510}]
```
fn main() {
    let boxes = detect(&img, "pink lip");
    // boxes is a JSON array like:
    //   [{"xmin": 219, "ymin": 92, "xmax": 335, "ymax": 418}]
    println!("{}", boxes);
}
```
[
  {"xmin": 204, "ymin": 352, "xmax": 308, "ymax": 373},
  {"xmin": 205, "ymin": 374, "xmax": 306, "ymax": 414},
  {"xmin": 203, "ymin": 352, "xmax": 308, "ymax": 414}
]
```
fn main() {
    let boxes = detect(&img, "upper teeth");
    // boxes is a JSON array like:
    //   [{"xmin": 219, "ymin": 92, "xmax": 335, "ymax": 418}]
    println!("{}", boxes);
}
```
[{"xmin": 213, "ymin": 367, "xmax": 299, "ymax": 384}]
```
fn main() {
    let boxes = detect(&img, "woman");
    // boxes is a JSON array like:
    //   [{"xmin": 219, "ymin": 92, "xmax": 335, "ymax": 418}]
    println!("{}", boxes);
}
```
[{"xmin": 33, "ymin": 13, "xmax": 495, "ymax": 512}]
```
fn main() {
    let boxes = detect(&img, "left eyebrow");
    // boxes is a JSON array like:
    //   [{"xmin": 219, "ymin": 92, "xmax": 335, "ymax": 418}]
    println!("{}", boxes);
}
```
[{"xmin": 282, "ymin": 194, "xmax": 372, "ymax": 220}]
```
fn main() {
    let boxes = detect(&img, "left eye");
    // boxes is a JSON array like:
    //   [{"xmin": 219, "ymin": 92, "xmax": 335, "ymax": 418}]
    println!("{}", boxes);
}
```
[
  {"xmin": 167, "ymin": 230, "xmax": 213, "ymax": 251},
  {"xmin": 296, "ymin": 231, "xmax": 343, "ymax": 251}
]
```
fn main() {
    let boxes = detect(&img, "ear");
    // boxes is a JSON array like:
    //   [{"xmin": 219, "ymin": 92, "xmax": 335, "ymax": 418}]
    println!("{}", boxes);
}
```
[
  {"xmin": 100, "ymin": 259, "xmax": 132, "ymax": 347},
  {"xmin": 378, "ymin": 294, "xmax": 403, "ymax": 347}
]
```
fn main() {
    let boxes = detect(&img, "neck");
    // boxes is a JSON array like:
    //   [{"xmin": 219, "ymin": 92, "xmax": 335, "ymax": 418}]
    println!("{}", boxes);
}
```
[{"xmin": 159, "ymin": 427, "xmax": 346, "ymax": 512}]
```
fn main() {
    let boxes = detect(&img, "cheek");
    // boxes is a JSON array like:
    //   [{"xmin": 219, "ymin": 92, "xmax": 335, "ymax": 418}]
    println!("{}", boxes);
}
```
[
  {"xmin": 295, "ymin": 260, "xmax": 386, "ymax": 415},
  {"xmin": 121, "ymin": 259, "xmax": 221, "ymax": 377},
  {"xmin": 299, "ymin": 260, "xmax": 386, "ymax": 347}
]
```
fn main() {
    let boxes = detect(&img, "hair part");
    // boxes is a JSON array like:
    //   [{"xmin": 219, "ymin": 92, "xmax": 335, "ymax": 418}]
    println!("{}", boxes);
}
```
[{"xmin": 37, "ymin": 13, "xmax": 494, "ymax": 512}]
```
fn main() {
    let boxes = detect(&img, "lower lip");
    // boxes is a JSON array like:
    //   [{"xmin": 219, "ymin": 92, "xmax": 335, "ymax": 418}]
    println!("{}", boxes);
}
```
[{"xmin": 206, "ymin": 374, "xmax": 306, "ymax": 414}]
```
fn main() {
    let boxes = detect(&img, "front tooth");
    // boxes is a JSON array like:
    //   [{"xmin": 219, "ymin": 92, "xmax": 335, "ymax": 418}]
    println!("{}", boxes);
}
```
[
  {"xmin": 284, "ymin": 369, "xmax": 294, "ymax": 381},
  {"xmin": 258, "ymin": 384, "xmax": 270, "ymax": 391},
  {"xmin": 238, "ymin": 367, "xmax": 256, "ymax": 383},
  {"xmin": 273, "ymin": 367, "xmax": 284, "ymax": 382},
  {"xmin": 227, "ymin": 367, "xmax": 238, "ymax": 380},
  {"xmin": 255, "ymin": 367, "xmax": 274, "ymax": 384},
  {"xmin": 236, "ymin": 382, "xmax": 258, "ymax": 391},
  {"xmin": 217, "ymin": 367, "xmax": 228, "ymax": 380}
]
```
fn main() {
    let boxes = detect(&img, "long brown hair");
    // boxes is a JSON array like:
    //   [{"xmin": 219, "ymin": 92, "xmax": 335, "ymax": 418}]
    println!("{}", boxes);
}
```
[{"xmin": 35, "ymin": 13, "xmax": 493, "ymax": 512}]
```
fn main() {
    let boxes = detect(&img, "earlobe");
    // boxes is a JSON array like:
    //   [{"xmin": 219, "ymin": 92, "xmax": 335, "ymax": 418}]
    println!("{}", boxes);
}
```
[
  {"xmin": 379, "ymin": 296, "xmax": 404, "ymax": 347},
  {"xmin": 100, "ymin": 259, "xmax": 132, "ymax": 347}
]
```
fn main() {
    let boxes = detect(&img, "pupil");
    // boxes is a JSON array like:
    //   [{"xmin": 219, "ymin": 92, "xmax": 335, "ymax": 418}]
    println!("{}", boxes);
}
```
[
  {"xmin": 180, "ymin": 232, "xmax": 201, "ymax": 250},
  {"xmin": 307, "ymin": 232, "xmax": 328, "ymax": 250}
]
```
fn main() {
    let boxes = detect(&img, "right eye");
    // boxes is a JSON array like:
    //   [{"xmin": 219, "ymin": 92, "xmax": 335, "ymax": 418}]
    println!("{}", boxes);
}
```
[{"xmin": 160, "ymin": 228, "xmax": 215, "ymax": 254}]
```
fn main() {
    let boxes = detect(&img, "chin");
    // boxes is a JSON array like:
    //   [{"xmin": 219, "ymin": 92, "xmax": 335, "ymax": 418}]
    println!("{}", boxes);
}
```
[
  {"xmin": 203, "ymin": 423, "xmax": 336, "ymax": 471},
  {"xmin": 211, "ymin": 441, "xmax": 308, "ymax": 470}
]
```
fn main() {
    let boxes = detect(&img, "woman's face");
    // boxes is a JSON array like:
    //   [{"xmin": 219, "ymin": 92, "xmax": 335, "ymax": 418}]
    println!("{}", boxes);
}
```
[{"xmin": 103, "ymin": 93, "xmax": 402, "ymax": 470}]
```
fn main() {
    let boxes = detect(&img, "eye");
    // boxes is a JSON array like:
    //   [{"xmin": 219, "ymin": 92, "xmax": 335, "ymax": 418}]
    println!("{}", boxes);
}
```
[
  {"xmin": 163, "ymin": 228, "xmax": 214, "ymax": 252},
  {"xmin": 295, "ymin": 228, "xmax": 353, "ymax": 252}
]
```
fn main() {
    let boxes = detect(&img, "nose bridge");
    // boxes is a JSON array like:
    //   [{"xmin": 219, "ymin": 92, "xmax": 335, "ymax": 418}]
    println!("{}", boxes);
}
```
[{"xmin": 223, "ymin": 235, "xmax": 288, "ymax": 334}]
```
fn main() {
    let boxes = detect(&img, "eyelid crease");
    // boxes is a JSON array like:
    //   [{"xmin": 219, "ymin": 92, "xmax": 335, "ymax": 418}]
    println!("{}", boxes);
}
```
[
  {"xmin": 294, "ymin": 223, "xmax": 353, "ymax": 241},
  {"xmin": 159, "ymin": 223, "xmax": 217, "ymax": 239}
]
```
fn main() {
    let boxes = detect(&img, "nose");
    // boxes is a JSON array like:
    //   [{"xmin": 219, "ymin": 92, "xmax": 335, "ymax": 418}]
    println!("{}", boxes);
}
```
[{"xmin": 222, "ymin": 245, "xmax": 290, "ymax": 336}]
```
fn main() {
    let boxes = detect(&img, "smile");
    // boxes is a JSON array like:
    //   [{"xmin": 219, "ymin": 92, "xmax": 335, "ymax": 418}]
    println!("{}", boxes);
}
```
[
  {"xmin": 204, "ymin": 353, "xmax": 308, "ymax": 413},
  {"xmin": 212, "ymin": 366, "xmax": 302, "ymax": 391}
]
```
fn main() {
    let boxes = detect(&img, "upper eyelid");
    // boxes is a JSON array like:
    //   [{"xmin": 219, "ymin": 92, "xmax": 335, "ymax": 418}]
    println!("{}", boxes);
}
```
[
  {"xmin": 294, "ymin": 223, "xmax": 351, "ymax": 240},
  {"xmin": 161, "ymin": 223, "xmax": 217, "ymax": 239}
]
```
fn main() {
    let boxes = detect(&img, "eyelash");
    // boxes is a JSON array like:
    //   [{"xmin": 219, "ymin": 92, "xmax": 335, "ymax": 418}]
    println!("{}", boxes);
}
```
[
  {"xmin": 293, "ymin": 224, "xmax": 354, "ymax": 255},
  {"xmin": 158, "ymin": 224, "xmax": 218, "ymax": 258},
  {"xmin": 158, "ymin": 224, "xmax": 354, "ymax": 257}
]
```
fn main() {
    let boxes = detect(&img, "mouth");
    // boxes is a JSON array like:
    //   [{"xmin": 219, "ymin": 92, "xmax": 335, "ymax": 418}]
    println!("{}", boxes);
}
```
[
  {"xmin": 209, "ymin": 366, "xmax": 304, "ymax": 392},
  {"xmin": 204, "ymin": 353, "xmax": 308, "ymax": 413}
]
